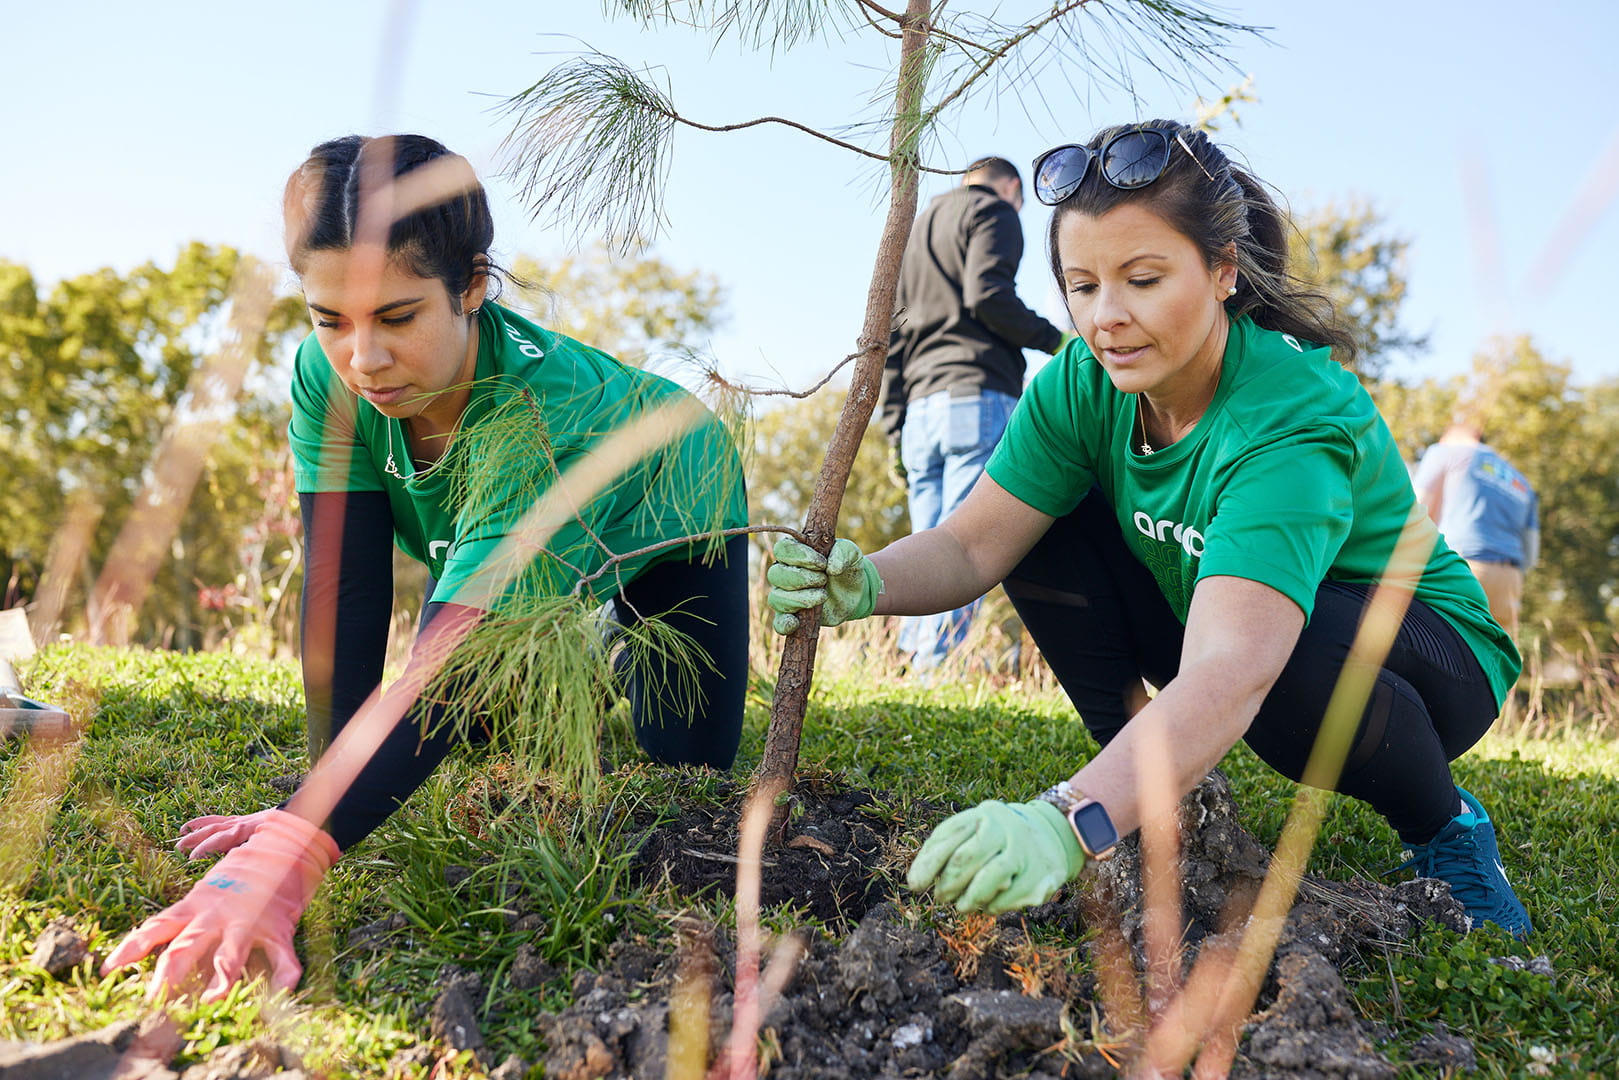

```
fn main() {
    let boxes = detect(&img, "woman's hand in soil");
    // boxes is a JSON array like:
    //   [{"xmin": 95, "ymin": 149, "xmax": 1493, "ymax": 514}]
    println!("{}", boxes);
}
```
[
  {"xmin": 175, "ymin": 807, "xmax": 280, "ymax": 859},
  {"xmin": 906, "ymin": 800, "xmax": 1085, "ymax": 914},
  {"xmin": 102, "ymin": 809, "xmax": 339, "ymax": 1002},
  {"xmin": 765, "ymin": 537, "xmax": 882, "ymax": 634}
]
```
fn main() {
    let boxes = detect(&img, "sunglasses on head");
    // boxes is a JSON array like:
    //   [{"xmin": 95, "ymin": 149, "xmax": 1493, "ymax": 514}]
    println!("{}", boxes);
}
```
[{"xmin": 1032, "ymin": 127, "xmax": 1215, "ymax": 206}]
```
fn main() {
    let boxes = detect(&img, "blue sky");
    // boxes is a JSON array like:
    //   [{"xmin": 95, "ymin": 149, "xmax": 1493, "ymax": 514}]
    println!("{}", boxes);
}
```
[{"xmin": 7, "ymin": 0, "xmax": 1617, "ymax": 392}]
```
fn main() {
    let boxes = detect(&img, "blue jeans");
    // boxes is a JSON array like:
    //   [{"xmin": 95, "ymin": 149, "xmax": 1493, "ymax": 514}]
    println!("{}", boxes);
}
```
[{"xmin": 898, "ymin": 388, "xmax": 1018, "ymax": 670}]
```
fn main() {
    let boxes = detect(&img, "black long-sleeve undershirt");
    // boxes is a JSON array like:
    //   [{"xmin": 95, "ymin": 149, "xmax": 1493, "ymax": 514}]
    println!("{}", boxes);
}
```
[{"xmin": 296, "ymin": 492, "xmax": 747, "ymax": 851}]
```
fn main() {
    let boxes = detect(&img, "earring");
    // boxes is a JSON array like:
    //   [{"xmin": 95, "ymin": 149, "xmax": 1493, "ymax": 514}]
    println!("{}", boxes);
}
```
[
  {"xmin": 466, "ymin": 306, "xmax": 482, "ymax": 318},
  {"xmin": 1225, "ymin": 285, "xmax": 1237, "ymax": 298}
]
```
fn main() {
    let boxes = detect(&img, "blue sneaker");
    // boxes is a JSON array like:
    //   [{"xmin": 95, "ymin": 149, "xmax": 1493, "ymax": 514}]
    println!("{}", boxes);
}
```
[{"xmin": 1390, "ymin": 787, "xmax": 1532, "ymax": 938}]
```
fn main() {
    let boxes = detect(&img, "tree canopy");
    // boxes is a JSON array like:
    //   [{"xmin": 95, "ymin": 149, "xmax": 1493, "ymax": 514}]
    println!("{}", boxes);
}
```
[{"xmin": 1289, "ymin": 201, "xmax": 1426, "ymax": 380}]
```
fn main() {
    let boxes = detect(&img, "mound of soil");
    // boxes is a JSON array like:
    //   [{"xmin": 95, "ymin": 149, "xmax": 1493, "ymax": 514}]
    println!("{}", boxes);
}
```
[
  {"xmin": 628, "ymin": 776, "xmax": 908, "ymax": 925},
  {"xmin": 544, "ymin": 768, "xmax": 1481, "ymax": 1079}
]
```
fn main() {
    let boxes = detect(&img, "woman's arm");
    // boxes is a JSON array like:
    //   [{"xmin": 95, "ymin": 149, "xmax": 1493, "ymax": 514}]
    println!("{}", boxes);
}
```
[
  {"xmin": 869, "ymin": 474, "xmax": 1055, "ymax": 616},
  {"xmin": 1064, "ymin": 574, "xmax": 1305, "ymax": 836},
  {"xmin": 299, "ymin": 491, "xmax": 394, "ymax": 759},
  {"xmin": 289, "ymin": 600, "xmax": 484, "ymax": 848}
]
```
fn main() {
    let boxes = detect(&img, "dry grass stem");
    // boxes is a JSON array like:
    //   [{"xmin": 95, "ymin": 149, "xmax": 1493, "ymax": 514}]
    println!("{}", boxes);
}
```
[
  {"xmin": 86, "ymin": 261, "xmax": 276, "ymax": 645},
  {"xmin": 1132, "ymin": 718, "xmax": 1184, "ymax": 1017},
  {"xmin": 716, "ymin": 776, "xmax": 796, "ymax": 1080}
]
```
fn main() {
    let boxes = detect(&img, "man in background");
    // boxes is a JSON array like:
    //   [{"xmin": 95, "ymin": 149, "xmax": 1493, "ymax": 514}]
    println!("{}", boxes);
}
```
[
  {"xmin": 1414, "ymin": 418, "xmax": 1540, "ymax": 637},
  {"xmin": 880, "ymin": 156, "xmax": 1065, "ymax": 671}
]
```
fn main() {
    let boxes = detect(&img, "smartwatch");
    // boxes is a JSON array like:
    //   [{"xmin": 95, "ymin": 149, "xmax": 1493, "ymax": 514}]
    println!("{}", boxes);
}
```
[{"xmin": 1037, "ymin": 781, "xmax": 1120, "ymax": 860}]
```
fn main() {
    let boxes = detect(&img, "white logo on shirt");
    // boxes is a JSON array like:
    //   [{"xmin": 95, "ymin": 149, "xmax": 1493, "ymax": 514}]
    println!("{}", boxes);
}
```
[
  {"xmin": 1133, "ymin": 511, "xmax": 1205, "ymax": 557},
  {"xmin": 504, "ymin": 323, "xmax": 545, "ymax": 359},
  {"xmin": 429, "ymin": 540, "xmax": 452, "ymax": 560},
  {"xmin": 1281, "ymin": 333, "xmax": 1304, "ymax": 352}
]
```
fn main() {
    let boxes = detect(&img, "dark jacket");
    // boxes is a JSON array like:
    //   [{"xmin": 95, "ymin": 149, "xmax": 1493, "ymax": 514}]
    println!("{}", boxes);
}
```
[{"xmin": 880, "ymin": 183, "xmax": 1064, "ymax": 443}]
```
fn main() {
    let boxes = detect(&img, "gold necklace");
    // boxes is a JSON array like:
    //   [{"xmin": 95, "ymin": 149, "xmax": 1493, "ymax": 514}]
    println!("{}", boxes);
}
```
[{"xmin": 1136, "ymin": 395, "xmax": 1154, "ymax": 455}]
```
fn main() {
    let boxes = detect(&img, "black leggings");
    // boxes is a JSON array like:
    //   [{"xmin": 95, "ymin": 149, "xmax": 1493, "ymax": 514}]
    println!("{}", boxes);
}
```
[
  {"xmin": 1003, "ymin": 489, "xmax": 1499, "ymax": 845},
  {"xmin": 300, "ymin": 492, "xmax": 747, "ymax": 850}
]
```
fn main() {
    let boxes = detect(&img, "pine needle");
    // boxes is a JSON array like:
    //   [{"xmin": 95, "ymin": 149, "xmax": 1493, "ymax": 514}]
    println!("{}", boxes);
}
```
[
  {"xmin": 501, "ymin": 54, "xmax": 678, "ymax": 250},
  {"xmin": 424, "ymin": 594, "xmax": 704, "ymax": 804}
]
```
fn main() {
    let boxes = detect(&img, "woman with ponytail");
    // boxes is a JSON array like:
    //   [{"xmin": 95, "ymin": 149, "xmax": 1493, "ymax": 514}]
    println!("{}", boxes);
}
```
[
  {"xmin": 102, "ymin": 135, "xmax": 750, "ymax": 1001},
  {"xmin": 767, "ymin": 120, "xmax": 1530, "ymax": 937}
]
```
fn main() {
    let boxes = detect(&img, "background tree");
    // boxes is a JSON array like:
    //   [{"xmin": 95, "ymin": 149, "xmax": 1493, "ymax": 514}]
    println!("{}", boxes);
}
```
[
  {"xmin": 501, "ymin": 0, "xmax": 1262, "ymax": 796},
  {"xmin": 0, "ymin": 245, "xmax": 305, "ymax": 647},
  {"xmin": 750, "ymin": 394, "xmax": 908, "ymax": 559},
  {"xmin": 1288, "ymin": 200, "xmax": 1427, "ymax": 380},
  {"xmin": 508, "ymin": 244, "xmax": 726, "ymax": 368}
]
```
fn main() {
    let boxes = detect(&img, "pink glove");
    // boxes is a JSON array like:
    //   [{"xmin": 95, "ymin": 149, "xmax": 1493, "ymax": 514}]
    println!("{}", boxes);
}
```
[
  {"xmin": 102, "ymin": 810, "xmax": 339, "ymax": 1001},
  {"xmin": 176, "ymin": 807, "xmax": 280, "ymax": 859}
]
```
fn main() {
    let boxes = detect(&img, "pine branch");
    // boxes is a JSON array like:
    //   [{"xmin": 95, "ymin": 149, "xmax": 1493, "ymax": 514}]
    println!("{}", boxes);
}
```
[
  {"xmin": 501, "ymin": 51, "xmax": 963, "ymax": 247},
  {"xmin": 570, "ymin": 524, "xmax": 809, "ymax": 596},
  {"xmin": 612, "ymin": 0, "xmax": 849, "ymax": 52},
  {"xmin": 920, "ymin": 1, "xmax": 1097, "ymax": 131},
  {"xmin": 920, "ymin": 0, "xmax": 1265, "ymax": 136},
  {"xmin": 501, "ymin": 54, "xmax": 677, "ymax": 248}
]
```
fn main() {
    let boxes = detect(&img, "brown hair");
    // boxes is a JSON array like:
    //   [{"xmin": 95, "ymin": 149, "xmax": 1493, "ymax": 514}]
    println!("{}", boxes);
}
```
[
  {"xmin": 1047, "ymin": 120, "xmax": 1356, "ymax": 366},
  {"xmin": 283, "ymin": 134, "xmax": 501, "ymax": 312}
]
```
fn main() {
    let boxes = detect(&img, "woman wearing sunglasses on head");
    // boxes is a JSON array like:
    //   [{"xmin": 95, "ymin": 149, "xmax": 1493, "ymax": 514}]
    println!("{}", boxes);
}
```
[
  {"xmin": 767, "ymin": 120, "xmax": 1529, "ymax": 937},
  {"xmin": 101, "ymin": 134, "xmax": 750, "ymax": 1001}
]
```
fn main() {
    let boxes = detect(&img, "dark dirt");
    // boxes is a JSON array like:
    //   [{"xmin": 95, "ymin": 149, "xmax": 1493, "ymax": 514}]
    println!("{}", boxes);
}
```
[
  {"xmin": 533, "ymin": 768, "xmax": 1488, "ymax": 1079},
  {"xmin": 628, "ymin": 776, "xmax": 906, "ymax": 925}
]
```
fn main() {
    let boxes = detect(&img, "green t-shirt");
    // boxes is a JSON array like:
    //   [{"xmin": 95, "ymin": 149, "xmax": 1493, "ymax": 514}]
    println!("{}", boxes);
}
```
[
  {"xmin": 986, "ymin": 315, "xmax": 1521, "ymax": 707},
  {"xmin": 289, "ymin": 303, "xmax": 747, "ymax": 607}
]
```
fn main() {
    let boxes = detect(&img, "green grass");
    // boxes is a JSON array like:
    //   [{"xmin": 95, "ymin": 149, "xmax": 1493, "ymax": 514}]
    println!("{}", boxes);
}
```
[{"xmin": 3, "ymin": 644, "xmax": 1616, "ymax": 1078}]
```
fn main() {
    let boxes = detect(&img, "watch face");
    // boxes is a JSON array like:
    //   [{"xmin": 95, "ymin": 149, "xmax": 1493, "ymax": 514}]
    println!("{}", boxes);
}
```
[{"xmin": 1070, "ymin": 800, "xmax": 1119, "ymax": 857}]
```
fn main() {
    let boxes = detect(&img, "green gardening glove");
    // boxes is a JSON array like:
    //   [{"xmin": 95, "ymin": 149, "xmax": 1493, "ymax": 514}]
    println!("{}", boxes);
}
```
[
  {"xmin": 906, "ymin": 799, "xmax": 1085, "ymax": 914},
  {"xmin": 765, "ymin": 537, "xmax": 883, "ymax": 635}
]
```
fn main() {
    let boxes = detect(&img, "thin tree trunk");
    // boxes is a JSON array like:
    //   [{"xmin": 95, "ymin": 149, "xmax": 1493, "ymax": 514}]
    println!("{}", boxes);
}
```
[{"xmin": 757, "ymin": 0, "xmax": 932, "ymax": 797}]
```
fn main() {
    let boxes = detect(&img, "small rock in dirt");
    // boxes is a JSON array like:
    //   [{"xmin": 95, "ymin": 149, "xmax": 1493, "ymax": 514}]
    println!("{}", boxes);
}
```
[
  {"xmin": 512, "ymin": 912, "xmax": 547, "ymax": 933},
  {"xmin": 29, "ymin": 916, "xmax": 89, "ymax": 976},
  {"xmin": 384, "ymin": 1044, "xmax": 438, "ymax": 1078},
  {"xmin": 1406, "ymin": 1022, "xmax": 1478, "ymax": 1071},
  {"xmin": 442, "ymin": 864, "xmax": 474, "ymax": 888},
  {"xmin": 347, "ymin": 912, "xmax": 411, "ymax": 952},
  {"xmin": 179, "ymin": 1038, "xmax": 302, "ymax": 1080},
  {"xmin": 0, "ymin": 1016, "xmax": 181, "ymax": 1080},
  {"xmin": 268, "ymin": 773, "xmax": 303, "ymax": 794},
  {"xmin": 430, "ymin": 983, "xmax": 487, "ymax": 1059},
  {"xmin": 509, "ymin": 943, "xmax": 560, "ymax": 990},
  {"xmin": 890, "ymin": 1022, "xmax": 930, "ymax": 1050},
  {"xmin": 1488, "ymin": 953, "xmax": 1554, "ymax": 977},
  {"xmin": 487, "ymin": 1053, "xmax": 531, "ymax": 1080}
]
